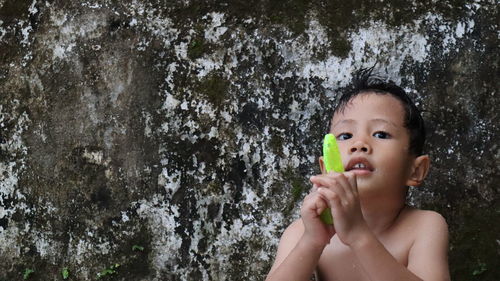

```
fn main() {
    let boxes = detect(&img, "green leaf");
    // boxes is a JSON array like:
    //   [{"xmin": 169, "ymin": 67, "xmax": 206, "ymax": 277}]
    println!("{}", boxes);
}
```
[
  {"xmin": 22, "ymin": 268, "xmax": 34, "ymax": 280},
  {"xmin": 132, "ymin": 245, "xmax": 144, "ymax": 251},
  {"xmin": 472, "ymin": 261, "xmax": 487, "ymax": 276},
  {"xmin": 97, "ymin": 263, "xmax": 120, "ymax": 279},
  {"xmin": 62, "ymin": 267, "xmax": 70, "ymax": 279}
]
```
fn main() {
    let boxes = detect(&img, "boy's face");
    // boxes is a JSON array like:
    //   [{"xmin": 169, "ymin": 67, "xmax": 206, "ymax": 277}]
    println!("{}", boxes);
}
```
[{"xmin": 329, "ymin": 93, "xmax": 416, "ymax": 196}]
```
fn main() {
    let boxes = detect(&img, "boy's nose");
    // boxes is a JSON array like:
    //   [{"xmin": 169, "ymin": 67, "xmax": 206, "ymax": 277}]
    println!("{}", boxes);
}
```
[{"xmin": 349, "ymin": 140, "xmax": 372, "ymax": 154}]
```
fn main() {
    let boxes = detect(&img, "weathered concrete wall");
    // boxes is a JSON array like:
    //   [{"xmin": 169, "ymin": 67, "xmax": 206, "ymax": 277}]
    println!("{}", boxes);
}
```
[{"xmin": 0, "ymin": 0, "xmax": 498, "ymax": 280}]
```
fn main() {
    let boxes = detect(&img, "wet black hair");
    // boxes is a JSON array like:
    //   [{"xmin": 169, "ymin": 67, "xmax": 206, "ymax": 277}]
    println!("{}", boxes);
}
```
[{"xmin": 333, "ymin": 68, "xmax": 426, "ymax": 156}]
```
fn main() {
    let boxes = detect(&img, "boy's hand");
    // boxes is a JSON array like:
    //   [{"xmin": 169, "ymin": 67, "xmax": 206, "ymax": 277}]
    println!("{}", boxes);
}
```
[
  {"xmin": 310, "ymin": 172, "xmax": 369, "ymax": 246},
  {"xmin": 300, "ymin": 186, "xmax": 336, "ymax": 247}
]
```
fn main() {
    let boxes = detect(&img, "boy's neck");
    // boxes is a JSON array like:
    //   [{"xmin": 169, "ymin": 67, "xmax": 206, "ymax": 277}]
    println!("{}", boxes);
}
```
[{"xmin": 360, "ymin": 197, "xmax": 407, "ymax": 235}]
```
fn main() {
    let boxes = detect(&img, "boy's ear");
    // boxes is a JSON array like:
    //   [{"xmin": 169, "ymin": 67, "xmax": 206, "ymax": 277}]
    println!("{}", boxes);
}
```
[
  {"xmin": 406, "ymin": 155, "xmax": 430, "ymax": 186},
  {"xmin": 318, "ymin": 156, "xmax": 327, "ymax": 174}
]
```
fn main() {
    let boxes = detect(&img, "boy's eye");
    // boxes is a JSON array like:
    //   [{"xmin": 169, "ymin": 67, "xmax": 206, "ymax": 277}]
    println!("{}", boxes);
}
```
[
  {"xmin": 337, "ymin": 133, "xmax": 352, "ymax": 140},
  {"xmin": 373, "ymin": 131, "xmax": 391, "ymax": 139}
]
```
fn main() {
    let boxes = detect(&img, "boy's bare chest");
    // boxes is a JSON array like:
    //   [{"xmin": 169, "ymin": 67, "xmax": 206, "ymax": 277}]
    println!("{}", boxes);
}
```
[{"xmin": 316, "ymin": 234, "xmax": 411, "ymax": 281}]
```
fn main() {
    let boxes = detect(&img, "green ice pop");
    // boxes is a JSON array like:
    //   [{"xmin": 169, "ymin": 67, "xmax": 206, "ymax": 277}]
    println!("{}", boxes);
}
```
[{"xmin": 319, "ymin": 133, "xmax": 344, "ymax": 225}]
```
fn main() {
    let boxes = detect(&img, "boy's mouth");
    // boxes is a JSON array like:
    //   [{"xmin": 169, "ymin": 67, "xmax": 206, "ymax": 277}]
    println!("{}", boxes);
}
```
[{"xmin": 346, "ymin": 158, "xmax": 374, "ymax": 173}]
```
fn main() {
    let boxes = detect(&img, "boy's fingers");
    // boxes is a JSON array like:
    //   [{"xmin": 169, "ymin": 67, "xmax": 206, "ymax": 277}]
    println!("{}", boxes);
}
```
[
  {"xmin": 309, "ymin": 183, "xmax": 319, "ymax": 194},
  {"xmin": 302, "ymin": 192, "xmax": 327, "ymax": 214},
  {"xmin": 329, "ymin": 173, "xmax": 354, "ymax": 200},
  {"xmin": 314, "ymin": 196, "xmax": 328, "ymax": 215},
  {"xmin": 344, "ymin": 171, "xmax": 357, "ymax": 188},
  {"xmin": 344, "ymin": 172, "xmax": 358, "ymax": 195},
  {"xmin": 317, "ymin": 187, "xmax": 342, "ymax": 210},
  {"xmin": 311, "ymin": 174, "xmax": 349, "ymax": 202}
]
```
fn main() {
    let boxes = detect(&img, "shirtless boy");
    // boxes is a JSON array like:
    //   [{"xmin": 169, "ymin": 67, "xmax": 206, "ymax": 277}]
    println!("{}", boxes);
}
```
[{"xmin": 266, "ymin": 71, "xmax": 450, "ymax": 281}]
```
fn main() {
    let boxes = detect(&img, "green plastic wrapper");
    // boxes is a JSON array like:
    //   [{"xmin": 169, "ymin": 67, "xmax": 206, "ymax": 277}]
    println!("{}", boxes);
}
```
[{"xmin": 319, "ymin": 134, "xmax": 344, "ymax": 225}]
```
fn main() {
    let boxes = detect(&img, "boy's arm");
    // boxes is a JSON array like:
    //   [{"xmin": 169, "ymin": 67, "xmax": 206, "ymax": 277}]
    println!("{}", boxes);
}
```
[
  {"xmin": 266, "ymin": 191, "xmax": 335, "ymax": 281},
  {"xmin": 350, "ymin": 211, "xmax": 450, "ymax": 281},
  {"xmin": 265, "ymin": 220, "xmax": 323, "ymax": 281},
  {"xmin": 407, "ymin": 211, "xmax": 450, "ymax": 280}
]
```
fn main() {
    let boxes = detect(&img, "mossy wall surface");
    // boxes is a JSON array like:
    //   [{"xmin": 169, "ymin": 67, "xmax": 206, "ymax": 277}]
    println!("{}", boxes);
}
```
[{"xmin": 0, "ymin": 0, "xmax": 498, "ymax": 280}]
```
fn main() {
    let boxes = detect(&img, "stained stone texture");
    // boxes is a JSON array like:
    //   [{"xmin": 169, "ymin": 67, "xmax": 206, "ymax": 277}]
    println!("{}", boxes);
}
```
[{"xmin": 0, "ymin": 0, "xmax": 498, "ymax": 280}]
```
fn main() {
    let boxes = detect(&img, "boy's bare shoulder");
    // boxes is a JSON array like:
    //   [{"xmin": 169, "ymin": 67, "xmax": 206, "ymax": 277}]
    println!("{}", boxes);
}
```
[
  {"xmin": 402, "ymin": 208, "xmax": 450, "ymax": 279},
  {"xmin": 400, "ymin": 207, "xmax": 449, "ymax": 245},
  {"xmin": 402, "ymin": 207, "xmax": 448, "ymax": 228}
]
